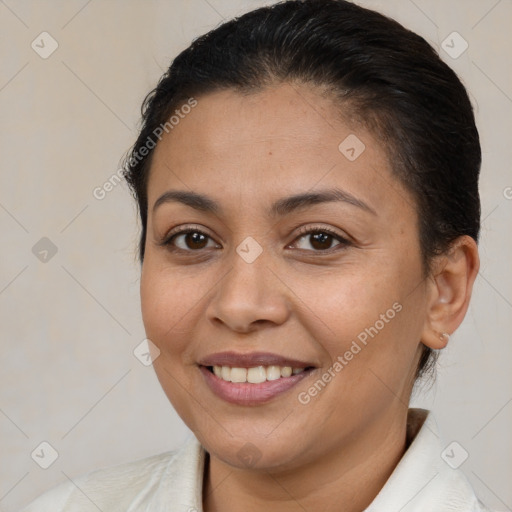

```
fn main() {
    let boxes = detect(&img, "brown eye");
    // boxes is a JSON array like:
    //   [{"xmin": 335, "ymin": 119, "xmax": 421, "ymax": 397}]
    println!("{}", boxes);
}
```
[
  {"xmin": 182, "ymin": 231, "xmax": 208, "ymax": 249},
  {"xmin": 292, "ymin": 227, "xmax": 350, "ymax": 252},
  {"xmin": 165, "ymin": 229, "xmax": 218, "ymax": 251},
  {"xmin": 309, "ymin": 232, "xmax": 335, "ymax": 250}
]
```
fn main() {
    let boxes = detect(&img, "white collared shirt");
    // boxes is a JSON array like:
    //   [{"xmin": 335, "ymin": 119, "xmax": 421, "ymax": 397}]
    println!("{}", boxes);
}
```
[{"xmin": 20, "ymin": 409, "xmax": 493, "ymax": 511}]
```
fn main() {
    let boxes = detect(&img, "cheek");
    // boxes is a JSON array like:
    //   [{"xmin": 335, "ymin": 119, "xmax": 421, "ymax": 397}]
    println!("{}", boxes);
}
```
[
  {"xmin": 139, "ymin": 259, "xmax": 205, "ymax": 421},
  {"xmin": 140, "ymin": 258, "xmax": 204, "ymax": 353},
  {"xmin": 291, "ymin": 265, "xmax": 399, "ymax": 341},
  {"xmin": 291, "ymin": 259, "xmax": 424, "ymax": 385}
]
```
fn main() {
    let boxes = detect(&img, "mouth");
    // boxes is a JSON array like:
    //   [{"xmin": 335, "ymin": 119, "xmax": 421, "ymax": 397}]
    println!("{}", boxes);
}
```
[
  {"xmin": 205, "ymin": 364, "xmax": 313, "ymax": 383},
  {"xmin": 198, "ymin": 352, "xmax": 317, "ymax": 405}
]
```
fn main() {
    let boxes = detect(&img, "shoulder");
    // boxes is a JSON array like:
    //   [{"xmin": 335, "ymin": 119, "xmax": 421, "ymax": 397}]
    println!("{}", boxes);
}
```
[
  {"xmin": 19, "ymin": 448, "xmax": 182, "ymax": 512},
  {"xmin": 366, "ymin": 409, "xmax": 499, "ymax": 512}
]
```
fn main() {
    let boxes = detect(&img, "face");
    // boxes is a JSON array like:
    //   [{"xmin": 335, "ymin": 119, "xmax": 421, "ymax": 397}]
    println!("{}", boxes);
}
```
[{"xmin": 140, "ymin": 83, "xmax": 429, "ymax": 472}]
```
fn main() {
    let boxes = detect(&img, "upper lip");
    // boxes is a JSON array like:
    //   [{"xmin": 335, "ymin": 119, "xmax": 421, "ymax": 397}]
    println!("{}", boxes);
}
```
[{"xmin": 198, "ymin": 351, "xmax": 316, "ymax": 368}]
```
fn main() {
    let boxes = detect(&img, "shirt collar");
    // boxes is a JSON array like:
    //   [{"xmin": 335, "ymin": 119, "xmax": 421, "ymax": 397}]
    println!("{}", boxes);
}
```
[
  {"xmin": 366, "ymin": 408, "xmax": 485, "ymax": 511},
  {"xmin": 148, "ymin": 408, "xmax": 486, "ymax": 511}
]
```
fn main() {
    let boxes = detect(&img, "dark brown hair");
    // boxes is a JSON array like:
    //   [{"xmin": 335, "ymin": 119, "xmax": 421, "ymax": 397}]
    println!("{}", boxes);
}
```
[{"xmin": 122, "ymin": 0, "xmax": 481, "ymax": 379}]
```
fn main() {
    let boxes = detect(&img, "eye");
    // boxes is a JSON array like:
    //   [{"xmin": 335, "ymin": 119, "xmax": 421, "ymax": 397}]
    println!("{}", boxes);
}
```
[
  {"xmin": 290, "ymin": 226, "xmax": 351, "ymax": 252},
  {"xmin": 159, "ymin": 224, "xmax": 351, "ymax": 254},
  {"xmin": 161, "ymin": 226, "xmax": 220, "ymax": 252}
]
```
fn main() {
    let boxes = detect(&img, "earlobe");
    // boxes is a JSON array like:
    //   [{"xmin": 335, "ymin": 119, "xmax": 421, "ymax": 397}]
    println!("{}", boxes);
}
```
[
  {"xmin": 422, "ymin": 329, "xmax": 451, "ymax": 350},
  {"xmin": 421, "ymin": 235, "xmax": 480, "ymax": 350}
]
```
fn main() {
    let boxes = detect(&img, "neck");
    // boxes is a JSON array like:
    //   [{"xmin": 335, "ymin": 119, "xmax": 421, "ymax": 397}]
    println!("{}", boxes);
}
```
[{"xmin": 203, "ymin": 407, "xmax": 410, "ymax": 512}]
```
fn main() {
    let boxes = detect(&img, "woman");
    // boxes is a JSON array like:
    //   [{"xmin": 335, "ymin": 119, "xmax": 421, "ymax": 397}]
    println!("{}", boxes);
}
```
[{"xmin": 21, "ymin": 0, "xmax": 492, "ymax": 510}]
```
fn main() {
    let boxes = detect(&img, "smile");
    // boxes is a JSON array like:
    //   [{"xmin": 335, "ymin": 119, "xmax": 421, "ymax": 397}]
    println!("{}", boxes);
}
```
[
  {"xmin": 197, "ymin": 352, "xmax": 317, "ymax": 405},
  {"xmin": 210, "ymin": 365, "xmax": 306, "ymax": 383}
]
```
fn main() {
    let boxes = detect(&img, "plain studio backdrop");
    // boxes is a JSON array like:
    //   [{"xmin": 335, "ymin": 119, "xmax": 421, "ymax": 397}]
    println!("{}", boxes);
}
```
[{"xmin": 0, "ymin": 1, "xmax": 510, "ymax": 510}]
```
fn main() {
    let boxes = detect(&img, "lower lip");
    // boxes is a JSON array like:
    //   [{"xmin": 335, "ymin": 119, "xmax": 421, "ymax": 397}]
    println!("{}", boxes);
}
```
[{"xmin": 199, "ymin": 366, "xmax": 313, "ymax": 405}]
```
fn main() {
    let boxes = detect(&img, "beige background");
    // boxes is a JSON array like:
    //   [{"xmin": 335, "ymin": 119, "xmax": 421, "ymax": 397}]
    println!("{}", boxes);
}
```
[{"xmin": 0, "ymin": 0, "xmax": 510, "ymax": 510}]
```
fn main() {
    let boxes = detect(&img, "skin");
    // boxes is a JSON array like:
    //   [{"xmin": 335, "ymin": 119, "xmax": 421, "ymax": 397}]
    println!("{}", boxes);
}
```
[{"xmin": 140, "ymin": 82, "xmax": 479, "ymax": 512}]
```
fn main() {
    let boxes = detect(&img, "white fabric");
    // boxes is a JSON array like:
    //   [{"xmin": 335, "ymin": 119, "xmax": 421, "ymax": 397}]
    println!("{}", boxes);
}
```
[{"xmin": 20, "ymin": 408, "xmax": 493, "ymax": 511}]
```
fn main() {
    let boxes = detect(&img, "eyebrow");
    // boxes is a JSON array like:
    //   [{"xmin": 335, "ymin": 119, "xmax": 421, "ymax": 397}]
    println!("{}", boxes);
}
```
[{"xmin": 152, "ymin": 187, "xmax": 377, "ymax": 217}]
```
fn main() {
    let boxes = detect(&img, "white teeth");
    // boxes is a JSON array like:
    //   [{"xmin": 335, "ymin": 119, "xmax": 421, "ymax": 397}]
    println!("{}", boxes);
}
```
[
  {"xmin": 230, "ymin": 367, "xmax": 247, "ymax": 383},
  {"xmin": 221, "ymin": 366, "xmax": 231, "ymax": 381},
  {"xmin": 280, "ymin": 366, "xmax": 292, "ymax": 377},
  {"xmin": 247, "ymin": 366, "xmax": 267, "ymax": 384},
  {"xmin": 266, "ymin": 365, "xmax": 281, "ymax": 381},
  {"xmin": 211, "ymin": 364, "xmax": 307, "ymax": 383}
]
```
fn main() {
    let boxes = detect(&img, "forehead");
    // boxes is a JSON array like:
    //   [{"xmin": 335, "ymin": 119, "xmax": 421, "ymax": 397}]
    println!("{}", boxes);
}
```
[
  {"xmin": 147, "ymin": 83, "xmax": 409, "ymax": 216},
  {"xmin": 155, "ymin": 83, "xmax": 365, "ymax": 161}
]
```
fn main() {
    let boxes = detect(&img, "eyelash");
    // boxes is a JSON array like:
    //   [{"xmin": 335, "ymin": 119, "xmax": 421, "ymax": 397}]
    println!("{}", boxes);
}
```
[{"xmin": 159, "ymin": 224, "xmax": 352, "ymax": 255}]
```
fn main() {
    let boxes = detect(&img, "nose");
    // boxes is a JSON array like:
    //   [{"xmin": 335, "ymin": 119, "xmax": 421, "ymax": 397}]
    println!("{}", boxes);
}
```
[{"xmin": 206, "ymin": 249, "xmax": 291, "ymax": 333}]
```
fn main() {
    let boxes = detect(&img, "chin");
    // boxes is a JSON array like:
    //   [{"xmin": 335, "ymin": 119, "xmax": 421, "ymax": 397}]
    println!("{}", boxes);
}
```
[{"xmin": 194, "ymin": 422, "xmax": 312, "ymax": 471}]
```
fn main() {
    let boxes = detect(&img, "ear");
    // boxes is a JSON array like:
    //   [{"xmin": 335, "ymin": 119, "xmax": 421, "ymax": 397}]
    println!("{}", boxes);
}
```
[{"xmin": 421, "ymin": 235, "xmax": 480, "ymax": 350}]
